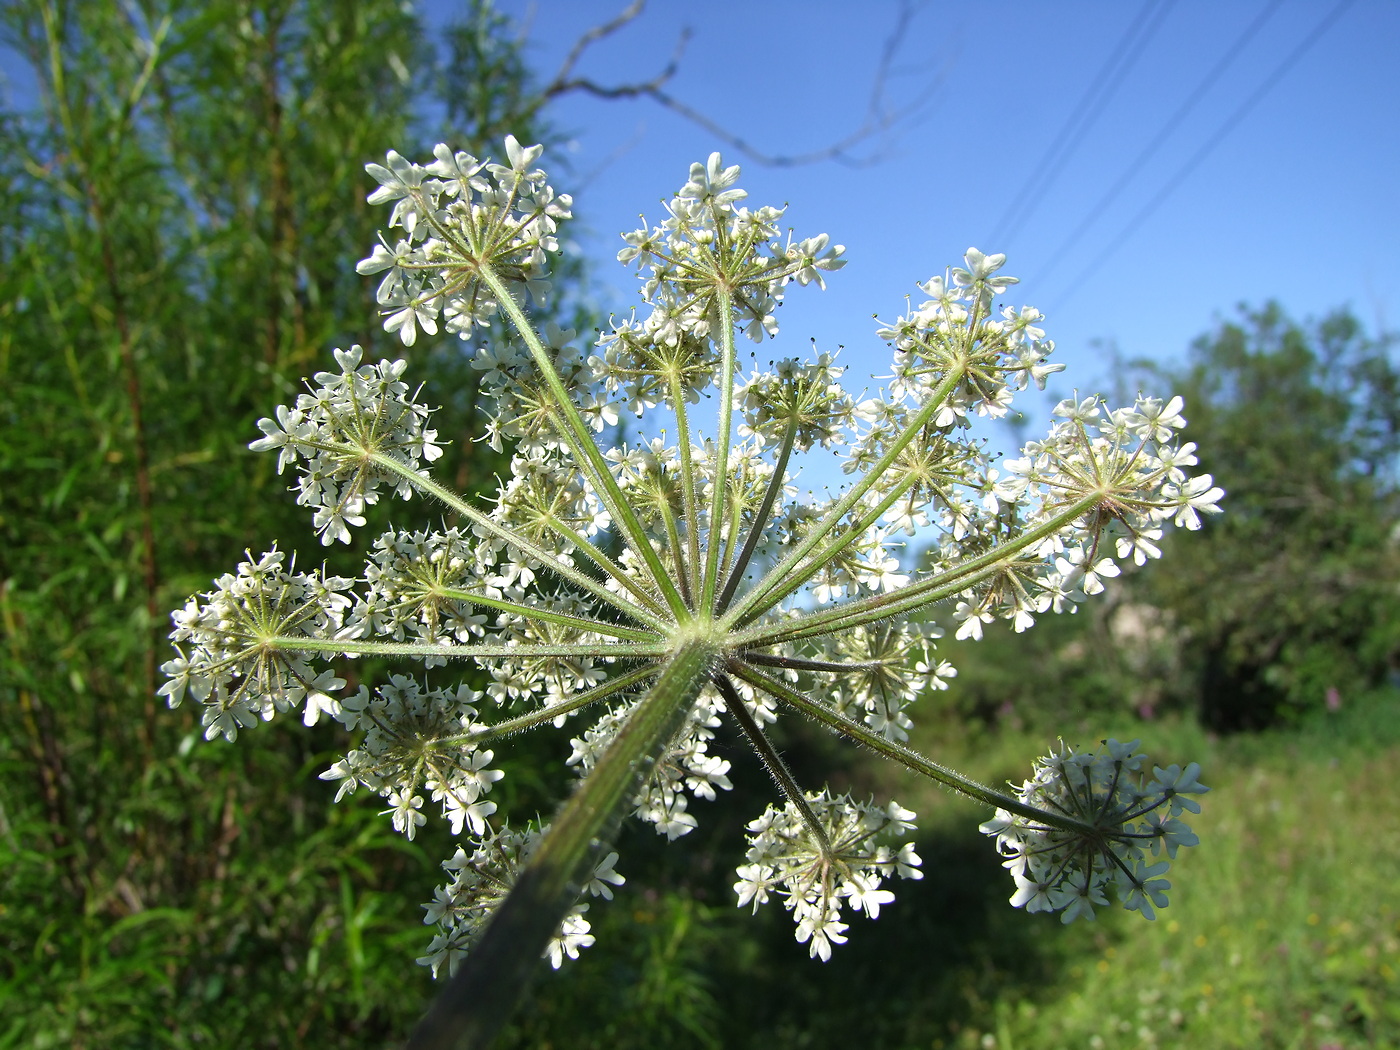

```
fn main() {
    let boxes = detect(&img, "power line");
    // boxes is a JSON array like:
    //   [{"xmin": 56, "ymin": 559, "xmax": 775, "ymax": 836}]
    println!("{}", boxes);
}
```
[
  {"xmin": 1048, "ymin": 0, "xmax": 1358, "ymax": 309},
  {"xmin": 1028, "ymin": 0, "xmax": 1284, "ymax": 289},
  {"xmin": 986, "ymin": 0, "xmax": 1176, "ymax": 249},
  {"xmin": 987, "ymin": 0, "xmax": 1169, "ymax": 247}
]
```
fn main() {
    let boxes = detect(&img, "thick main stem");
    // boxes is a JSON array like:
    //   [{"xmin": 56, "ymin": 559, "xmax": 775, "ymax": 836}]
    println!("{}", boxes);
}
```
[{"xmin": 407, "ymin": 637, "xmax": 716, "ymax": 1050}]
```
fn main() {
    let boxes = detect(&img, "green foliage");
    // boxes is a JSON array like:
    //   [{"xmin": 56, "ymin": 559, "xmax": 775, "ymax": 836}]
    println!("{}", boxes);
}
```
[
  {"xmin": 954, "ymin": 692, "xmax": 1400, "ymax": 1050},
  {"xmin": 476, "ymin": 692, "xmax": 1400, "ymax": 1049},
  {"xmin": 926, "ymin": 596, "xmax": 1187, "ymax": 730},
  {"xmin": 1139, "ymin": 304, "xmax": 1400, "ymax": 730},
  {"xmin": 934, "ymin": 304, "xmax": 1400, "ymax": 734},
  {"xmin": 0, "ymin": 1, "xmax": 565, "ymax": 1043}
]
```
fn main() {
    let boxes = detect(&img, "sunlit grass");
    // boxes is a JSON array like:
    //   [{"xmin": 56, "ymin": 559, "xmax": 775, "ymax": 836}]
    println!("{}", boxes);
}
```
[{"xmin": 895, "ymin": 690, "xmax": 1400, "ymax": 1050}]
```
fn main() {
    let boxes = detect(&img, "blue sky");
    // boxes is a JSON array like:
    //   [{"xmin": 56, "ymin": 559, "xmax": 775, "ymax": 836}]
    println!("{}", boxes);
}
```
[
  {"xmin": 5, "ymin": 1, "xmax": 1394, "ymax": 447},
  {"xmin": 436, "ymin": 0, "xmax": 1398, "ymax": 420}
]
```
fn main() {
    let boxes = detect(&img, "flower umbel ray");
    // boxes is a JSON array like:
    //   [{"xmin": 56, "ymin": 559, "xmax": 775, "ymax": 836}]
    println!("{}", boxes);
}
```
[{"xmin": 163, "ymin": 139, "xmax": 1217, "ymax": 1048}]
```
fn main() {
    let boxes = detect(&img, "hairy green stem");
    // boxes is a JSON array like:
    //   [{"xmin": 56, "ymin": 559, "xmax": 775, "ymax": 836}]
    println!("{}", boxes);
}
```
[
  {"xmin": 735, "ymin": 492, "xmax": 1102, "ymax": 648},
  {"xmin": 734, "ymin": 663, "xmax": 1097, "ymax": 836},
  {"xmin": 481, "ymin": 266, "xmax": 689, "ymax": 620},
  {"xmin": 432, "ymin": 665, "xmax": 660, "ymax": 748},
  {"xmin": 700, "ymin": 290, "xmax": 738, "ymax": 612},
  {"xmin": 434, "ymin": 587, "xmax": 661, "ymax": 642},
  {"xmin": 716, "ymin": 413, "xmax": 798, "ymax": 613},
  {"xmin": 367, "ymin": 448, "xmax": 667, "ymax": 630},
  {"xmin": 538, "ymin": 513, "xmax": 670, "ymax": 618},
  {"xmin": 722, "ymin": 363, "xmax": 967, "ymax": 627},
  {"xmin": 714, "ymin": 672, "xmax": 832, "ymax": 855},
  {"xmin": 667, "ymin": 370, "xmax": 704, "ymax": 599},
  {"xmin": 407, "ymin": 637, "xmax": 715, "ymax": 1050},
  {"xmin": 260, "ymin": 636, "xmax": 667, "ymax": 661}
]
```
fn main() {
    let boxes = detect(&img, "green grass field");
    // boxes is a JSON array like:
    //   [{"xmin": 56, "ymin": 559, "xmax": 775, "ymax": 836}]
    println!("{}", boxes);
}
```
[
  {"xmin": 498, "ymin": 688, "xmax": 1400, "ymax": 1050},
  {"xmin": 866, "ymin": 691, "xmax": 1400, "ymax": 1050},
  {"xmin": 5, "ymin": 691, "xmax": 1395, "ymax": 1049}
]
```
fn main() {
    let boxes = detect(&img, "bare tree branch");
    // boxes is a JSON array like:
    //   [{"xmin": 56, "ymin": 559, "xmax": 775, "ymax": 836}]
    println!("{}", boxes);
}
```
[
  {"xmin": 547, "ymin": 0, "xmax": 673, "ymax": 91},
  {"xmin": 533, "ymin": 0, "xmax": 945, "ymax": 168}
]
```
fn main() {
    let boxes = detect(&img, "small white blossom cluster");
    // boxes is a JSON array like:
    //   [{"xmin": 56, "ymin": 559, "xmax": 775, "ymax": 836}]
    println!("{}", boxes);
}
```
[
  {"xmin": 735, "ymin": 792, "xmax": 924, "ymax": 961},
  {"xmin": 736, "ymin": 352, "xmax": 855, "ymax": 452},
  {"xmin": 320, "ymin": 675, "xmax": 501, "ymax": 840},
  {"xmin": 614, "ymin": 152, "xmax": 845, "ymax": 346},
  {"xmin": 164, "ymin": 138, "xmax": 1219, "ymax": 982},
  {"xmin": 419, "ymin": 831, "xmax": 625, "ymax": 977},
  {"xmin": 936, "ymin": 391, "xmax": 1223, "ymax": 642},
  {"xmin": 980, "ymin": 739, "xmax": 1208, "ymax": 922},
  {"xmin": 355, "ymin": 137, "xmax": 572, "ymax": 345},
  {"xmin": 347, "ymin": 527, "xmax": 490, "ymax": 647},
  {"xmin": 159, "ymin": 548, "xmax": 350, "ymax": 740},
  {"xmin": 568, "ymin": 685, "xmax": 734, "ymax": 841},
  {"xmin": 248, "ymin": 345, "xmax": 444, "ymax": 545},
  {"xmin": 817, "ymin": 621, "xmax": 953, "ymax": 743}
]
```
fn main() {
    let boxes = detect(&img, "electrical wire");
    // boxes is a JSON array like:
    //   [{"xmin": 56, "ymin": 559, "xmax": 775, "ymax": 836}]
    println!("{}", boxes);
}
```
[
  {"xmin": 986, "ymin": 0, "xmax": 1177, "ymax": 248},
  {"xmin": 1028, "ymin": 0, "xmax": 1284, "ymax": 288},
  {"xmin": 1047, "ymin": 0, "xmax": 1358, "ymax": 308}
]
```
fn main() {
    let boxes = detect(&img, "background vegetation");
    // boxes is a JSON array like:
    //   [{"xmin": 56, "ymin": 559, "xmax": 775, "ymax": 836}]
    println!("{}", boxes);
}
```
[
  {"xmin": 1, "ymin": 1, "xmax": 562, "ymax": 1044},
  {"xmin": 1, "ymin": 1, "xmax": 1396, "ymax": 1047}
]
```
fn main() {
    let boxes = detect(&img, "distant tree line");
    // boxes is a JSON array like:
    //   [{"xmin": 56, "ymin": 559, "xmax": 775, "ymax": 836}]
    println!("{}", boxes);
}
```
[{"xmin": 941, "ymin": 303, "xmax": 1400, "ymax": 733}]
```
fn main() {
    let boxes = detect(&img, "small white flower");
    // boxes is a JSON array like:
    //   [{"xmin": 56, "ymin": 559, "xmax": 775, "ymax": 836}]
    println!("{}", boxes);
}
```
[{"xmin": 545, "ymin": 907, "xmax": 594, "ymax": 969}]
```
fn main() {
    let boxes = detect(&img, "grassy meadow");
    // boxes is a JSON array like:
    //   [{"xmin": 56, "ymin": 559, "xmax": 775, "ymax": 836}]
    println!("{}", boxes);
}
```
[
  {"xmin": 4, "ymin": 662, "xmax": 1393, "ymax": 1050},
  {"xmin": 494, "ymin": 688, "xmax": 1400, "ymax": 1050},
  {"xmin": 895, "ymin": 694, "xmax": 1400, "ymax": 1050}
]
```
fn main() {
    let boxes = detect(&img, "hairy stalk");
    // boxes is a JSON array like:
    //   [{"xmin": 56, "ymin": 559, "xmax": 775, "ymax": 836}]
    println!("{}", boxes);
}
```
[
  {"xmin": 406, "ymin": 638, "xmax": 714, "ymax": 1050},
  {"xmin": 714, "ymin": 673, "xmax": 832, "ymax": 855},
  {"xmin": 733, "ymin": 663, "xmax": 1097, "ymax": 836},
  {"xmin": 484, "ymin": 266, "xmax": 689, "ymax": 619},
  {"xmin": 700, "ymin": 289, "xmax": 739, "ymax": 612},
  {"xmin": 716, "ymin": 413, "xmax": 798, "ymax": 613},
  {"xmin": 736, "ymin": 492, "xmax": 1104, "ymax": 648},
  {"xmin": 723, "ymin": 363, "xmax": 967, "ymax": 626},
  {"xmin": 369, "ymin": 448, "xmax": 668, "ymax": 627}
]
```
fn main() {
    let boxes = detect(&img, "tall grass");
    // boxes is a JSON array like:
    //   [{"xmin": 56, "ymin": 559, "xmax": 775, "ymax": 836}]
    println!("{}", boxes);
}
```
[{"xmin": 6, "ymin": 690, "xmax": 1392, "ymax": 1048}]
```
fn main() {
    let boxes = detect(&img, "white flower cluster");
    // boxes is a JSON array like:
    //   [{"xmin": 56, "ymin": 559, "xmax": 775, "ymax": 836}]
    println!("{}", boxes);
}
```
[
  {"xmin": 419, "ymin": 829, "xmax": 625, "ymax": 977},
  {"xmin": 567, "ymin": 686, "xmax": 734, "ymax": 841},
  {"xmin": 935, "ymin": 391, "xmax": 1224, "ymax": 642},
  {"xmin": 159, "ymin": 548, "xmax": 350, "ymax": 740},
  {"xmin": 320, "ymin": 675, "xmax": 501, "ymax": 840},
  {"xmin": 735, "ymin": 792, "xmax": 924, "ymax": 961},
  {"xmin": 248, "ymin": 345, "xmax": 443, "ymax": 545},
  {"xmin": 355, "ymin": 137, "xmax": 572, "ymax": 345},
  {"xmin": 164, "ymin": 138, "xmax": 1219, "ymax": 982},
  {"xmin": 980, "ymin": 739, "xmax": 1208, "ymax": 922},
  {"xmin": 346, "ymin": 527, "xmax": 490, "ymax": 646},
  {"xmin": 818, "ymin": 621, "xmax": 954, "ymax": 743},
  {"xmin": 615, "ymin": 152, "xmax": 845, "ymax": 346},
  {"xmin": 735, "ymin": 352, "xmax": 856, "ymax": 452}
]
